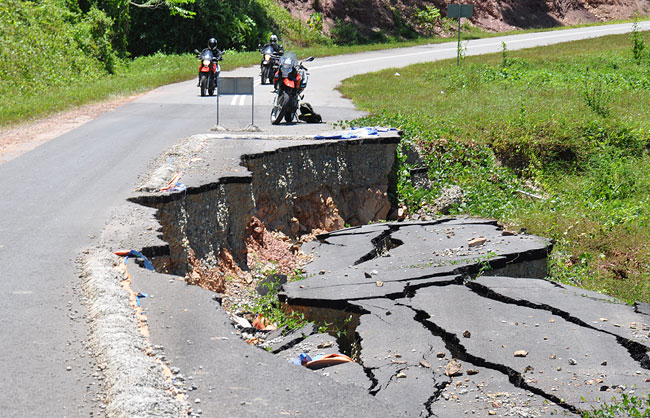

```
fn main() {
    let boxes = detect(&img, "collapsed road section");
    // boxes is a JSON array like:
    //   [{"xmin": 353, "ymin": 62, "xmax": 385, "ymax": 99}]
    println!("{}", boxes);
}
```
[
  {"xmin": 280, "ymin": 221, "xmax": 650, "ymax": 417},
  {"xmin": 82, "ymin": 131, "xmax": 650, "ymax": 417}
]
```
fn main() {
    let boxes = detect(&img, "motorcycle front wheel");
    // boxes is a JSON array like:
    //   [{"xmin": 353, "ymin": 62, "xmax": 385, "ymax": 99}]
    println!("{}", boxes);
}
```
[
  {"xmin": 270, "ymin": 92, "xmax": 289, "ymax": 125},
  {"xmin": 208, "ymin": 75, "xmax": 216, "ymax": 96},
  {"xmin": 199, "ymin": 74, "xmax": 208, "ymax": 97},
  {"xmin": 261, "ymin": 66, "xmax": 268, "ymax": 85}
]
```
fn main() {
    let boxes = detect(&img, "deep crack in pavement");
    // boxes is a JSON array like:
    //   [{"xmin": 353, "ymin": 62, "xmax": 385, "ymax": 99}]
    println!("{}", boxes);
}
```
[{"xmin": 282, "ymin": 219, "xmax": 650, "ymax": 416}]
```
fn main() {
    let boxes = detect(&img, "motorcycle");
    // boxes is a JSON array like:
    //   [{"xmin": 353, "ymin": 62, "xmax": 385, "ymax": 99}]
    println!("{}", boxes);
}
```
[
  {"xmin": 259, "ymin": 45, "xmax": 282, "ymax": 85},
  {"xmin": 193, "ymin": 48, "xmax": 221, "ymax": 96},
  {"xmin": 270, "ymin": 53, "xmax": 314, "ymax": 125}
]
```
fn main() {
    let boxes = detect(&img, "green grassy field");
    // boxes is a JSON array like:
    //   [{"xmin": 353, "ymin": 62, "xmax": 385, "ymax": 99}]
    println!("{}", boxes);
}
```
[{"xmin": 341, "ymin": 29, "xmax": 650, "ymax": 304}]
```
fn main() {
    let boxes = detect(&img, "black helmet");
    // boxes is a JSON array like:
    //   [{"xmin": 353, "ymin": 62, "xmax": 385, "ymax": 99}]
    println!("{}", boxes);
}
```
[
  {"xmin": 208, "ymin": 38, "xmax": 217, "ymax": 49},
  {"xmin": 270, "ymin": 34, "xmax": 278, "ymax": 44}
]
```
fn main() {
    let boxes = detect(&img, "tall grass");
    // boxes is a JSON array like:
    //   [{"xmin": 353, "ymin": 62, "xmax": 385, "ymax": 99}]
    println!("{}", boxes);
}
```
[{"xmin": 341, "ymin": 32, "xmax": 650, "ymax": 303}]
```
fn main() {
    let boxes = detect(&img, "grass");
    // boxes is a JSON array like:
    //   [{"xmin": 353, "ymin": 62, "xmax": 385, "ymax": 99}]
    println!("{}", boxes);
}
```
[
  {"xmin": 340, "ymin": 30, "xmax": 650, "ymax": 304},
  {"xmin": 4, "ymin": 16, "xmax": 649, "ymax": 129}
]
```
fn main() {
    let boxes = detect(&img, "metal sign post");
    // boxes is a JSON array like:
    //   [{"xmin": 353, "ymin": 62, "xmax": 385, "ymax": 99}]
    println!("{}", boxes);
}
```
[
  {"xmin": 447, "ymin": 4, "xmax": 474, "ymax": 66},
  {"xmin": 213, "ymin": 76, "xmax": 259, "ymax": 132}
]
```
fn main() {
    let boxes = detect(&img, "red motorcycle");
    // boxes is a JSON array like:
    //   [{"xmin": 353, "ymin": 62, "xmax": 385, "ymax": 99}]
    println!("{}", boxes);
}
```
[
  {"xmin": 194, "ymin": 48, "xmax": 221, "ymax": 96},
  {"xmin": 270, "ymin": 53, "xmax": 314, "ymax": 124}
]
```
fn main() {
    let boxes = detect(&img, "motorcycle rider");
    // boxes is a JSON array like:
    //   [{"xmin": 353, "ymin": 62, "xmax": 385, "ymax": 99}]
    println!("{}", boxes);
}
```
[
  {"xmin": 197, "ymin": 38, "xmax": 223, "ymax": 86},
  {"xmin": 263, "ymin": 34, "xmax": 284, "ymax": 54},
  {"xmin": 207, "ymin": 37, "xmax": 223, "ymax": 59},
  {"xmin": 274, "ymin": 54, "xmax": 299, "ymax": 92}
]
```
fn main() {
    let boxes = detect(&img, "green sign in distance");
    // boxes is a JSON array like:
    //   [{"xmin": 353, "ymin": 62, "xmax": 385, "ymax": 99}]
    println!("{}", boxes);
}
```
[{"xmin": 447, "ymin": 4, "xmax": 474, "ymax": 19}]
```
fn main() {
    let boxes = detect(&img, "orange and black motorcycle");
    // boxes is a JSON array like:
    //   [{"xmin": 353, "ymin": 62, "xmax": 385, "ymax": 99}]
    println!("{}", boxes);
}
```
[
  {"xmin": 194, "ymin": 48, "xmax": 222, "ymax": 96},
  {"xmin": 270, "ymin": 53, "xmax": 314, "ymax": 125}
]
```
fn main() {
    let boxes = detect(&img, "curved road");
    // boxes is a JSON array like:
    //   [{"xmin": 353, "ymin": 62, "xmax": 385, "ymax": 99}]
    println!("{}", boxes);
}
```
[{"xmin": 0, "ymin": 22, "xmax": 648, "ymax": 417}]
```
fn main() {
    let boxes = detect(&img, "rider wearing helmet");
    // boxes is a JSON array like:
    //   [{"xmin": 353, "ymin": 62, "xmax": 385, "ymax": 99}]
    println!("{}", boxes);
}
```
[
  {"xmin": 207, "ymin": 38, "xmax": 223, "ymax": 60},
  {"xmin": 196, "ymin": 37, "xmax": 223, "ymax": 86},
  {"xmin": 265, "ymin": 34, "xmax": 284, "ymax": 54}
]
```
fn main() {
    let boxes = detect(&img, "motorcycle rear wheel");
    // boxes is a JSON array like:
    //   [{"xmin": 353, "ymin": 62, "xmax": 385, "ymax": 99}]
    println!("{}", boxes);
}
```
[
  {"xmin": 271, "ymin": 92, "xmax": 289, "ymax": 125},
  {"xmin": 199, "ymin": 74, "xmax": 208, "ymax": 97}
]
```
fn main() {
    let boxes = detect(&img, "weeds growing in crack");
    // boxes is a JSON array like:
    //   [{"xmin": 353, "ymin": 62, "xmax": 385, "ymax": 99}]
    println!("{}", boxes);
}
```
[
  {"xmin": 243, "ymin": 270, "xmax": 309, "ymax": 331},
  {"xmin": 581, "ymin": 392, "xmax": 650, "ymax": 417}
]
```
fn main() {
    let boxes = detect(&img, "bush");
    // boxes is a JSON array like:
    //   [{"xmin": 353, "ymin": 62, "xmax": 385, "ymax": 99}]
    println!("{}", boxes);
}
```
[{"xmin": 331, "ymin": 18, "xmax": 364, "ymax": 45}]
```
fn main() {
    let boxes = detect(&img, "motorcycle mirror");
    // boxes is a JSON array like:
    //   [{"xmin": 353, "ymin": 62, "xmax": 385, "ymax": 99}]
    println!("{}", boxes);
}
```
[
  {"xmin": 304, "ymin": 56, "xmax": 315, "ymax": 62},
  {"xmin": 193, "ymin": 49, "xmax": 200, "ymax": 55}
]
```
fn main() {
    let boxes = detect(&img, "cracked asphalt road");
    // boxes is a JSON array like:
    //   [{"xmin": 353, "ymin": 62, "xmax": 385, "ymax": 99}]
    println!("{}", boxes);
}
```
[{"xmin": 279, "ymin": 220, "xmax": 650, "ymax": 416}]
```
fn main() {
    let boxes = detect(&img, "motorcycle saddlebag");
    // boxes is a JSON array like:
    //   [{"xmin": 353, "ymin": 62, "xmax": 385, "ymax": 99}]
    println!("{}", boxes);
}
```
[{"xmin": 298, "ymin": 102, "xmax": 322, "ymax": 123}]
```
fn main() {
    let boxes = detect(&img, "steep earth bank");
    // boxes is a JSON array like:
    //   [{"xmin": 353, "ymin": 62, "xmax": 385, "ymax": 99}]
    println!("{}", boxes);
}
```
[{"xmin": 279, "ymin": 0, "xmax": 650, "ymax": 36}]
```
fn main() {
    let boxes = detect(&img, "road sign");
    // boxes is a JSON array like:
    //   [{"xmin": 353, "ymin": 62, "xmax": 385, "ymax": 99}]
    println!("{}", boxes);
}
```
[
  {"xmin": 215, "ymin": 77, "xmax": 256, "ymax": 130},
  {"xmin": 219, "ymin": 77, "xmax": 254, "ymax": 95},
  {"xmin": 447, "ymin": 4, "xmax": 473, "ymax": 19},
  {"xmin": 447, "ymin": 4, "xmax": 474, "ymax": 66}
]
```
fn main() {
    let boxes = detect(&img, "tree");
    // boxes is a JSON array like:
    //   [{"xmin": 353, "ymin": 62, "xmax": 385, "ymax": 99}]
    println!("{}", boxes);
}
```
[{"xmin": 87, "ymin": 0, "xmax": 195, "ymax": 55}]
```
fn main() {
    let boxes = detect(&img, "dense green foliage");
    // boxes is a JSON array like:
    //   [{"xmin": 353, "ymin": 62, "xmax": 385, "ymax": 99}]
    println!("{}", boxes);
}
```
[
  {"xmin": 0, "ymin": 0, "xmax": 114, "ymax": 92},
  {"xmin": 341, "ymin": 31, "xmax": 650, "ymax": 303}
]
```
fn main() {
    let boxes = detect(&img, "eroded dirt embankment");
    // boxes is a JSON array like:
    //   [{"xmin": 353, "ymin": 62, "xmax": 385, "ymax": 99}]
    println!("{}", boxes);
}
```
[{"xmin": 127, "ymin": 134, "xmax": 400, "ymax": 278}]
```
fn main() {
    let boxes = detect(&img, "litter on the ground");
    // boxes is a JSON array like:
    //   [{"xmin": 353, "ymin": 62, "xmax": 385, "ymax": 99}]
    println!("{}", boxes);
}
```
[
  {"xmin": 305, "ymin": 353, "xmax": 354, "ymax": 369},
  {"xmin": 291, "ymin": 353, "xmax": 312, "ymax": 366},
  {"xmin": 314, "ymin": 127, "xmax": 379, "ymax": 140},
  {"xmin": 136, "ymin": 292, "xmax": 148, "ymax": 307},
  {"xmin": 291, "ymin": 353, "xmax": 354, "ymax": 369},
  {"xmin": 252, "ymin": 314, "xmax": 277, "ymax": 331},
  {"xmin": 160, "ymin": 172, "xmax": 186, "ymax": 192},
  {"xmin": 113, "ymin": 249, "xmax": 155, "ymax": 271}
]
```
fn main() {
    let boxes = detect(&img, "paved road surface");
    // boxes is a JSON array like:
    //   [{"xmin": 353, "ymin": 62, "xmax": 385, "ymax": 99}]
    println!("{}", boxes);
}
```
[{"xmin": 0, "ymin": 22, "xmax": 648, "ymax": 417}]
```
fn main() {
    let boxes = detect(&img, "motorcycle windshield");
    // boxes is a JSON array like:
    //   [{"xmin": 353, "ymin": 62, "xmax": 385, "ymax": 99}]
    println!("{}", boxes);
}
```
[
  {"xmin": 280, "ymin": 52, "xmax": 298, "ymax": 78},
  {"xmin": 201, "ymin": 48, "xmax": 215, "ymax": 61},
  {"xmin": 262, "ymin": 45, "xmax": 274, "ymax": 55}
]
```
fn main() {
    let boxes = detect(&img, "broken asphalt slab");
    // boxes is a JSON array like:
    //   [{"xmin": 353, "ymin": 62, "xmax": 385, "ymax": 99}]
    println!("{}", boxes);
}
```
[
  {"xmin": 281, "ymin": 220, "xmax": 649, "ymax": 415},
  {"xmin": 282, "ymin": 219, "xmax": 551, "ymax": 306}
]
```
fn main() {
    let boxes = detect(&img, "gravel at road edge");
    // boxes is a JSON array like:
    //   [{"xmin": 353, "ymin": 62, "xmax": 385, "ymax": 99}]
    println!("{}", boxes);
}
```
[{"xmin": 81, "ymin": 248, "xmax": 187, "ymax": 418}]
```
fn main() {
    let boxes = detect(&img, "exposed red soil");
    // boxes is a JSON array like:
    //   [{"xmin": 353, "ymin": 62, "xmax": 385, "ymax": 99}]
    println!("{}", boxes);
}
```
[{"xmin": 279, "ymin": 0, "xmax": 650, "ymax": 36}]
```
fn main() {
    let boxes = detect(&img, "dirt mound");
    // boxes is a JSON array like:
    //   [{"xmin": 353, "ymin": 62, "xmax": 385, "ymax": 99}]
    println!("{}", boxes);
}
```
[{"xmin": 279, "ymin": 0, "xmax": 650, "ymax": 37}]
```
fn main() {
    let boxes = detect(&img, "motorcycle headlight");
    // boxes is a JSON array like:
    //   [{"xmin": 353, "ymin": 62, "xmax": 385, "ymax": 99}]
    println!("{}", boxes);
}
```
[
  {"xmin": 264, "ymin": 54, "xmax": 271, "ymax": 61},
  {"xmin": 202, "ymin": 59, "xmax": 211, "ymax": 66}
]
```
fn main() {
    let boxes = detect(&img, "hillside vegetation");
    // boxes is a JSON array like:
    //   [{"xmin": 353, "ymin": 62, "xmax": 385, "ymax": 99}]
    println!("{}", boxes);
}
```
[
  {"xmin": 341, "ymin": 28, "xmax": 650, "ymax": 303},
  {"xmin": 0, "ymin": 0, "xmax": 326, "ymax": 126}
]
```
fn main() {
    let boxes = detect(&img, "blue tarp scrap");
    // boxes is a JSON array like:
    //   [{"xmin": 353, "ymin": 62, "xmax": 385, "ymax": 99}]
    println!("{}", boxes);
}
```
[
  {"xmin": 166, "ymin": 183, "xmax": 187, "ymax": 193},
  {"xmin": 136, "ymin": 292, "xmax": 148, "ymax": 307},
  {"xmin": 314, "ymin": 126, "xmax": 396, "ymax": 140},
  {"xmin": 291, "ymin": 353, "xmax": 312, "ymax": 366},
  {"xmin": 123, "ymin": 250, "xmax": 155, "ymax": 271}
]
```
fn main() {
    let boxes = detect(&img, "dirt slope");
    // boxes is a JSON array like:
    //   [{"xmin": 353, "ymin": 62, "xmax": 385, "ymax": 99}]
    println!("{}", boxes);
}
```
[{"xmin": 279, "ymin": 0, "xmax": 650, "ymax": 36}]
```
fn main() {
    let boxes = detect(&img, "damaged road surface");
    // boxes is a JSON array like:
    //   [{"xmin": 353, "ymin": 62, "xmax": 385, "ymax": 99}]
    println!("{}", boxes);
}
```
[
  {"xmin": 82, "ymin": 131, "xmax": 649, "ymax": 417},
  {"xmin": 281, "ymin": 221, "xmax": 650, "ymax": 417}
]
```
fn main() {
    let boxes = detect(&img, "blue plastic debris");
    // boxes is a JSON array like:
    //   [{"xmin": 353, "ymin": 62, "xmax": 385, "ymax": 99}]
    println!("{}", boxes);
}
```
[
  {"xmin": 122, "ymin": 250, "xmax": 155, "ymax": 271},
  {"xmin": 291, "ymin": 353, "xmax": 312, "ymax": 366},
  {"xmin": 314, "ymin": 126, "xmax": 381, "ymax": 140},
  {"xmin": 167, "ymin": 182, "xmax": 187, "ymax": 193},
  {"xmin": 136, "ymin": 292, "xmax": 148, "ymax": 307}
]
